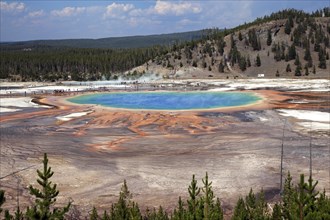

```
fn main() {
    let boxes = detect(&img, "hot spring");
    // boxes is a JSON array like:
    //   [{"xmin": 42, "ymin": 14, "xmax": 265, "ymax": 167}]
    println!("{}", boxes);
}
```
[{"xmin": 68, "ymin": 91, "xmax": 262, "ymax": 110}]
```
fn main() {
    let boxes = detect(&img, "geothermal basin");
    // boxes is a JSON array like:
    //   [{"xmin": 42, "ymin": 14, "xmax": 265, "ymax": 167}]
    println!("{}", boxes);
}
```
[{"xmin": 1, "ymin": 79, "xmax": 329, "ymax": 217}]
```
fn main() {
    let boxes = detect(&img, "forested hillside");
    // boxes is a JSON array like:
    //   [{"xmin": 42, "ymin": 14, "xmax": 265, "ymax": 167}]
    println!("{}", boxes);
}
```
[
  {"xmin": 0, "ymin": 8, "xmax": 329, "ymax": 81},
  {"xmin": 0, "ymin": 46, "xmax": 170, "ymax": 81},
  {"xmin": 145, "ymin": 8, "xmax": 330, "ymax": 78}
]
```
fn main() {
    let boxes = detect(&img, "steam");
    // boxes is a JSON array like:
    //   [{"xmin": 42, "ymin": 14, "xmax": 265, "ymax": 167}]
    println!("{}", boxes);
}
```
[{"xmin": 136, "ymin": 72, "xmax": 162, "ymax": 82}]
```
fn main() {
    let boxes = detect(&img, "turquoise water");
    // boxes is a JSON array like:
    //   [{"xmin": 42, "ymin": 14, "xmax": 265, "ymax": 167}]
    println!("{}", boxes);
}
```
[{"xmin": 68, "ymin": 92, "xmax": 261, "ymax": 110}]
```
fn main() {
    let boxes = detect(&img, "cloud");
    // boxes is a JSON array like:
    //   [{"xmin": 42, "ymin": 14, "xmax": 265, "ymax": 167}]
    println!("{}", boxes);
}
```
[
  {"xmin": 127, "ymin": 16, "xmax": 161, "ymax": 27},
  {"xmin": 103, "ymin": 3, "xmax": 134, "ymax": 19},
  {"xmin": 108, "ymin": 1, "xmax": 201, "ymax": 21},
  {"xmin": 28, "ymin": 10, "xmax": 45, "ymax": 18},
  {"xmin": 178, "ymin": 18, "xmax": 200, "ymax": 26},
  {"xmin": 51, "ymin": 7, "xmax": 86, "ymax": 17},
  {"xmin": 0, "ymin": 1, "xmax": 25, "ymax": 12},
  {"xmin": 153, "ymin": 1, "xmax": 201, "ymax": 16},
  {"xmin": 198, "ymin": 1, "xmax": 254, "ymax": 28}
]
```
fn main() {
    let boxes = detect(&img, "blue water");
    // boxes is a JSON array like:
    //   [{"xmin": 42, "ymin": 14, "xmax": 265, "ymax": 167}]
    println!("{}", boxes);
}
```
[{"xmin": 68, "ymin": 92, "xmax": 261, "ymax": 110}]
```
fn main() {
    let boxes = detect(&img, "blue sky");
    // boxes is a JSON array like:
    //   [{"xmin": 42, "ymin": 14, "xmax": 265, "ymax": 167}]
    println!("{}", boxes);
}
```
[{"xmin": 0, "ymin": 0, "xmax": 329, "ymax": 42}]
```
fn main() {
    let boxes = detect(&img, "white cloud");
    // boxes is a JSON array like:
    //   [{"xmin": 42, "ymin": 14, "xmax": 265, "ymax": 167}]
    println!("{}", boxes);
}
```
[
  {"xmin": 103, "ymin": 3, "xmax": 134, "ymax": 19},
  {"xmin": 178, "ymin": 18, "xmax": 200, "ymax": 26},
  {"xmin": 28, "ymin": 10, "xmax": 45, "ymax": 18},
  {"xmin": 107, "ymin": 1, "xmax": 201, "ymax": 21},
  {"xmin": 127, "ymin": 16, "xmax": 161, "ymax": 27},
  {"xmin": 153, "ymin": 1, "xmax": 201, "ymax": 16},
  {"xmin": 129, "ymin": 8, "xmax": 144, "ymax": 17},
  {"xmin": 51, "ymin": 7, "xmax": 86, "ymax": 17},
  {"xmin": 198, "ymin": 1, "xmax": 254, "ymax": 28},
  {"xmin": 0, "ymin": 1, "xmax": 25, "ymax": 12}
]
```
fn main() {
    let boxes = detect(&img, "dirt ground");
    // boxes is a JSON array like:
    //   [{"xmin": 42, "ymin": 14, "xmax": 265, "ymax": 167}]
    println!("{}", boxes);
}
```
[{"xmin": 0, "ymin": 89, "xmax": 329, "ymax": 218}]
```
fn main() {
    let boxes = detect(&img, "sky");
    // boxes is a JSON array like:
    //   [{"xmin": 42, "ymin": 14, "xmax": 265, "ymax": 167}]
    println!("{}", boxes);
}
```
[{"xmin": 0, "ymin": 0, "xmax": 329, "ymax": 42}]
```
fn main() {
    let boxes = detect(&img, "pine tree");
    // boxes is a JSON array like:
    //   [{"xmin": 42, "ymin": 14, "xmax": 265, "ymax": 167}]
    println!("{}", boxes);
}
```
[
  {"xmin": 282, "ymin": 172, "xmax": 296, "ymax": 219},
  {"xmin": 248, "ymin": 29, "xmax": 261, "ymax": 51},
  {"xmin": 295, "ymin": 64, "xmax": 302, "ymax": 76},
  {"xmin": 232, "ymin": 197, "xmax": 247, "ymax": 220},
  {"xmin": 255, "ymin": 190, "xmax": 269, "ymax": 218},
  {"xmin": 129, "ymin": 202, "xmax": 141, "ymax": 220},
  {"xmin": 13, "ymin": 206, "xmax": 24, "ymax": 220},
  {"xmin": 314, "ymin": 190, "xmax": 330, "ymax": 219},
  {"xmin": 202, "ymin": 172, "xmax": 213, "ymax": 220},
  {"xmin": 245, "ymin": 189, "xmax": 257, "ymax": 218},
  {"xmin": 285, "ymin": 20, "xmax": 292, "ymax": 34},
  {"xmin": 187, "ymin": 175, "xmax": 201, "ymax": 220},
  {"xmin": 172, "ymin": 197, "xmax": 185, "ymax": 220},
  {"xmin": 286, "ymin": 64, "xmax": 292, "ymax": 72},
  {"xmin": 294, "ymin": 54, "xmax": 300, "ymax": 66},
  {"xmin": 273, "ymin": 43, "xmax": 282, "ymax": 61},
  {"xmin": 218, "ymin": 61, "xmax": 225, "ymax": 73},
  {"xmin": 102, "ymin": 210, "xmax": 110, "ymax": 220},
  {"xmin": 112, "ymin": 180, "xmax": 131, "ymax": 219},
  {"xmin": 304, "ymin": 176, "xmax": 319, "ymax": 214},
  {"xmin": 295, "ymin": 174, "xmax": 310, "ymax": 219},
  {"xmin": 5, "ymin": 210, "xmax": 13, "ymax": 220},
  {"xmin": 211, "ymin": 198, "xmax": 223, "ymax": 220},
  {"xmin": 288, "ymin": 15, "xmax": 294, "ymax": 28},
  {"xmin": 307, "ymin": 56, "xmax": 313, "ymax": 68},
  {"xmin": 267, "ymin": 29, "xmax": 272, "ymax": 46},
  {"xmin": 271, "ymin": 204, "xmax": 282, "ymax": 220},
  {"xmin": 244, "ymin": 189, "xmax": 269, "ymax": 219},
  {"xmin": 0, "ymin": 190, "xmax": 5, "ymax": 214},
  {"xmin": 1, "ymin": 192, "xmax": 24, "ymax": 220},
  {"xmin": 288, "ymin": 44, "xmax": 296, "ymax": 60},
  {"xmin": 276, "ymin": 70, "xmax": 280, "ymax": 77},
  {"xmin": 152, "ymin": 206, "xmax": 168, "ymax": 220},
  {"xmin": 313, "ymin": 65, "xmax": 316, "ymax": 74},
  {"xmin": 230, "ymin": 34, "xmax": 235, "ymax": 49},
  {"xmin": 305, "ymin": 66, "xmax": 309, "ymax": 76},
  {"xmin": 255, "ymin": 54, "xmax": 261, "ymax": 67},
  {"xmin": 239, "ymin": 56, "xmax": 247, "ymax": 71},
  {"xmin": 160, "ymin": 206, "xmax": 169, "ymax": 220},
  {"xmin": 238, "ymin": 32, "xmax": 243, "ymax": 41},
  {"xmin": 282, "ymin": 174, "xmax": 330, "ymax": 219},
  {"xmin": 90, "ymin": 207, "xmax": 99, "ymax": 220},
  {"xmin": 314, "ymin": 42, "xmax": 321, "ymax": 52},
  {"xmin": 217, "ymin": 40, "xmax": 225, "ymax": 56},
  {"xmin": 203, "ymin": 61, "xmax": 207, "ymax": 69},
  {"xmin": 26, "ymin": 153, "xmax": 71, "ymax": 219},
  {"xmin": 318, "ymin": 47, "xmax": 327, "ymax": 69},
  {"xmin": 304, "ymin": 47, "xmax": 312, "ymax": 62}
]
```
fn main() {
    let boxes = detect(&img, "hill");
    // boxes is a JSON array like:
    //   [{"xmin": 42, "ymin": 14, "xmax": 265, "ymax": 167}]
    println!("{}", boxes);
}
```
[
  {"xmin": 137, "ymin": 8, "xmax": 330, "ymax": 79},
  {"xmin": 0, "ymin": 30, "xmax": 209, "ymax": 50}
]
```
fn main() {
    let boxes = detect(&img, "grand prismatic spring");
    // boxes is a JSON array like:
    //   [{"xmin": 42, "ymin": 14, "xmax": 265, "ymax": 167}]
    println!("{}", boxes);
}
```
[{"xmin": 68, "ymin": 92, "xmax": 261, "ymax": 110}]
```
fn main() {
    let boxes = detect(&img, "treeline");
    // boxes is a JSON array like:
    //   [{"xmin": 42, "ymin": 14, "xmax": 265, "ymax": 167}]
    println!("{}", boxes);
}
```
[
  {"xmin": 232, "ymin": 7, "xmax": 330, "ymax": 33},
  {"xmin": 0, "ymin": 30, "xmax": 208, "ymax": 50},
  {"xmin": 1, "ymin": 154, "xmax": 330, "ymax": 219},
  {"xmin": 0, "ymin": 46, "xmax": 169, "ymax": 81}
]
